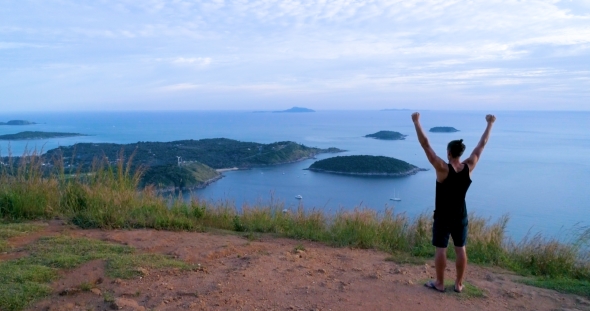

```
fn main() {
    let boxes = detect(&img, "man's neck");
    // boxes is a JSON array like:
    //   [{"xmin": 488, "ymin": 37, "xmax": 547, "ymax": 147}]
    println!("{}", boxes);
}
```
[{"xmin": 449, "ymin": 158, "xmax": 462, "ymax": 166}]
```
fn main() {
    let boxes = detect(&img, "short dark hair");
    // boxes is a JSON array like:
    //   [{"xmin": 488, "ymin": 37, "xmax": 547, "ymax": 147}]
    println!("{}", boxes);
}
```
[{"xmin": 447, "ymin": 139, "xmax": 466, "ymax": 158}]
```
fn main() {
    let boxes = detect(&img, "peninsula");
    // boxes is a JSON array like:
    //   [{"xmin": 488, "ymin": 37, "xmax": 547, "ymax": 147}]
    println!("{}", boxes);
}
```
[
  {"xmin": 429, "ymin": 126, "xmax": 459, "ymax": 133},
  {"xmin": 0, "ymin": 120, "xmax": 37, "ymax": 125},
  {"xmin": 40, "ymin": 138, "xmax": 343, "ymax": 190},
  {"xmin": 0, "ymin": 131, "xmax": 86, "ymax": 140},
  {"xmin": 364, "ymin": 131, "xmax": 407, "ymax": 140},
  {"xmin": 307, "ymin": 155, "xmax": 426, "ymax": 177}
]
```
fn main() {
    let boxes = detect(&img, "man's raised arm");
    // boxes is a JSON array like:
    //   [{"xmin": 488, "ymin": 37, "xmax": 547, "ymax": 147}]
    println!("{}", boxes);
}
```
[
  {"xmin": 412, "ymin": 112, "xmax": 446, "ymax": 171},
  {"xmin": 464, "ymin": 114, "xmax": 496, "ymax": 171}
]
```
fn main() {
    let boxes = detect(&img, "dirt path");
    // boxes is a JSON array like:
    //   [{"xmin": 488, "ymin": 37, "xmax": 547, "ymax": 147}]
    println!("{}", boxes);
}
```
[{"xmin": 3, "ymin": 222, "xmax": 589, "ymax": 311}]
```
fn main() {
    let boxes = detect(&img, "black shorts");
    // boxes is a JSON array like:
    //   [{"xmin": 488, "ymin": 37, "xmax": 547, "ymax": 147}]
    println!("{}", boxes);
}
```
[{"xmin": 432, "ymin": 217, "xmax": 468, "ymax": 248}]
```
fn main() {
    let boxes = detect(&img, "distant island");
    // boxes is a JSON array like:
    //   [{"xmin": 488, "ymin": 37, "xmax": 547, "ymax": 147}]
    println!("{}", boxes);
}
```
[
  {"xmin": 380, "ymin": 109, "xmax": 411, "ymax": 111},
  {"xmin": 364, "ymin": 131, "xmax": 407, "ymax": 140},
  {"xmin": 307, "ymin": 155, "xmax": 426, "ymax": 177},
  {"xmin": 38, "ymin": 138, "xmax": 343, "ymax": 190},
  {"xmin": 429, "ymin": 126, "xmax": 459, "ymax": 133},
  {"xmin": 274, "ymin": 107, "xmax": 315, "ymax": 113},
  {"xmin": 0, "ymin": 120, "xmax": 37, "ymax": 125},
  {"xmin": 253, "ymin": 107, "xmax": 315, "ymax": 113},
  {"xmin": 0, "ymin": 131, "xmax": 87, "ymax": 140}
]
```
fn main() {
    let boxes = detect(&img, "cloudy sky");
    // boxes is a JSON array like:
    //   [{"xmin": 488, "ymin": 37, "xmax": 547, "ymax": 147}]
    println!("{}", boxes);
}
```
[{"xmin": 1, "ymin": 0, "xmax": 589, "ymax": 111}]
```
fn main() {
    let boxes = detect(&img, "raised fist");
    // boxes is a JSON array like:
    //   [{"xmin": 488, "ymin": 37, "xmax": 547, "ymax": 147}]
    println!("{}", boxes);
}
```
[
  {"xmin": 412, "ymin": 112, "xmax": 420, "ymax": 123},
  {"xmin": 486, "ymin": 114, "xmax": 496, "ymax": 123}
]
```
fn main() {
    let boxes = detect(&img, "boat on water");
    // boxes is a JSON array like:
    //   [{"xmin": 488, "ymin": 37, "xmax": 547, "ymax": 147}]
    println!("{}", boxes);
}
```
[
  {"xmin": 389, "ymin": 188, "xmax": 401, "ymax": 201},
  {"xmin": 295, "ymin": 195, "xmax": 303, "ymax": 199}
]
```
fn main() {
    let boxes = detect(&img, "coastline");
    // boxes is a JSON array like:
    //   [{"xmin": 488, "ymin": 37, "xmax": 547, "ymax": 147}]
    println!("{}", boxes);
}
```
[
  {"xmin": 154, "ymin": 152, "xmax": 341, "ymax": 192},
  {"xmin": 306, "ymin": 167, "xmax": 428, "ymax": 177},
  {"xmin": 154, "ymin": 174, "xmax": 225, "ymax": 194}
]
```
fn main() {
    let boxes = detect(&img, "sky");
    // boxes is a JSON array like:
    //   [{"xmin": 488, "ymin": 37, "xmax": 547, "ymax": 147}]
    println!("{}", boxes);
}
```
[{"xmin": 1, "ymin": 0, "xmax": 590, "ymax": 111}]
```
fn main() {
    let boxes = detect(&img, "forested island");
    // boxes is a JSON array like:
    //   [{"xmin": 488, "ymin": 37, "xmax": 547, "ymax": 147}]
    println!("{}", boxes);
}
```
[
  {"xmin": 0, "ymin": 120, "xmax": 36, "ymax": 125},
  {"xmin": 364, "ymin": 131, "xmax": 407, "ymax": 140},
  {"xmin": 0, "ymin": 131, "xmax": 86, "ymax": 140},
  {"xmin": 307, "ymin": 155, "xmax": 426, "ymax": 177},
  {"xmin": 32, "ymin": 138, "xmax": 342, "ymax": 190},
  {"xmin": 430, "ymin": 126, "xmax": 459, "ymax": 133}
]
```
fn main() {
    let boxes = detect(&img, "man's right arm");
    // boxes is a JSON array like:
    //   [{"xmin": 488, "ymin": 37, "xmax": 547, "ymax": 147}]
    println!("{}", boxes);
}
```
[
  {"xmin": 464, "ymin": 114, "xmax": 496, "ymax": 172},
  {"xmin": 412, "ymin": 112, "xmax": 447, "ymax": 172}
]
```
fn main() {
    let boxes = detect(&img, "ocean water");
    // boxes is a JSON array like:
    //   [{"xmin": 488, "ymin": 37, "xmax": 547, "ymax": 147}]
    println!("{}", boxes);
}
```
[{"xmin": 0, "ymin": 110, "xmax": 588, "ymax": 241}]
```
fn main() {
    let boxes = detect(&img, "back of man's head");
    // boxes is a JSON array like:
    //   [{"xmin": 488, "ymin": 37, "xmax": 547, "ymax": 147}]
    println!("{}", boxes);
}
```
[{"xmin": 447, "ymin": 139, "xmax": 466, "ymax": 158}]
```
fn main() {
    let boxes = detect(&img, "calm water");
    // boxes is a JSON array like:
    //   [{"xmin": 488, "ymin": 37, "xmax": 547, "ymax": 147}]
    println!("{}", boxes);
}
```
[{"xmin": 1, "ymin": 110, "xmax": 588, "ymax": 241}]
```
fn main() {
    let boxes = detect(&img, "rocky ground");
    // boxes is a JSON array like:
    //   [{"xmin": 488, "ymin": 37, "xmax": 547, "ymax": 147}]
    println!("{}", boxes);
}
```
[{"xmin": 3, "ymin": 221, "xmax": 590, "ymax": 311}]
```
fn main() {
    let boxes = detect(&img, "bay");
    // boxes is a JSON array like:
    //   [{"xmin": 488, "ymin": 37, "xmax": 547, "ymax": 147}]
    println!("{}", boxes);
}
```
[{"xmin": 0, "ymin": 110, "xmax": 588, "ymax": 241}]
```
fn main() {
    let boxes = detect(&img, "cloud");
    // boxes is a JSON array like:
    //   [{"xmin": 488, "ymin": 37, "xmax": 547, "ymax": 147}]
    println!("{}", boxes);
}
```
[
  {"xmin": 171, "ymin": 57, "xmax": 212, "ymax": 67},
  {"xmin": 0, "ymin": 0, "xmax": 589, "ymax": 110}
]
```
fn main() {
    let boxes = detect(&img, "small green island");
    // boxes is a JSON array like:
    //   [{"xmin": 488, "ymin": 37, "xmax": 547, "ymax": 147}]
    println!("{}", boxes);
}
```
[
  {"xmin": 0, "ymin": 131, "xmax": 87, "ymax": 140},
  {"xmin": 307, "ymin": 155, "xmax": 426, "ymax": 177},
  {"xmin": 38, "ymin": 138, "xmax": 343, "ymax": 190},
  {"xmin": 0, "ymin": 120, "xmax": 37, "ymax": 125},
  {"xmin": 429, "ymin": 126, "xmax": 459, "ymax": 133},
  {"xmin": 364, "ymin": 131, "xmax": 407, "ymax": 140}
]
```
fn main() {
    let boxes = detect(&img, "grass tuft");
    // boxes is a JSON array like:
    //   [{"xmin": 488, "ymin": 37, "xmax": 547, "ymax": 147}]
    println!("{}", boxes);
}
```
[
  {"xmin": 0, "ymin": 235, "xmax": 192, "ymax": 311},
  {"xmin": 1, "ymin": 151, "xmax": 589, "ymax": 298}
]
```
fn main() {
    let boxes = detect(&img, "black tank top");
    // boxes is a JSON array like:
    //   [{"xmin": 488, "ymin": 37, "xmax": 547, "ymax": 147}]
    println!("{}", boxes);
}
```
[{"xmin": 435, "ymin": 163, "xmax": 472, "ymax": 223}]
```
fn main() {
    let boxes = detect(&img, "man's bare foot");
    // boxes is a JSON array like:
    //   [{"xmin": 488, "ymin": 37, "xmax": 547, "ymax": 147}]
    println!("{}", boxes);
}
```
[{"xmin": 454, "ymin": 282, "xmax": 463, "ymax": 293}]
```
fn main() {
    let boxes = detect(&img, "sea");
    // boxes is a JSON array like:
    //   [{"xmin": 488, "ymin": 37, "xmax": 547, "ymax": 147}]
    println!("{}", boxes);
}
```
[{"xmin": 1, "ymin": 110, "xmax": 588, "ymax": 242}]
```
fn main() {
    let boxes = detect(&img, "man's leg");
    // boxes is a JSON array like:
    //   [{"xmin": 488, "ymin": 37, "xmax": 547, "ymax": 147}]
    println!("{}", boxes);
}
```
[
  {"xmin": 454, "ymin": 246, "xmax": 467, "ymax": 292},
  {"xmin": 434, "ymin": 247, "xmax": 447, "ymax": 290}
]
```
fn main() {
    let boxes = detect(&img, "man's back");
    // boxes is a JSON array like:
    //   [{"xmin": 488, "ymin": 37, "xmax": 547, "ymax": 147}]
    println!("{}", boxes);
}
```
[{"xmin": 435, "ymin": 163, "xmax": 472, "ymax": 223}]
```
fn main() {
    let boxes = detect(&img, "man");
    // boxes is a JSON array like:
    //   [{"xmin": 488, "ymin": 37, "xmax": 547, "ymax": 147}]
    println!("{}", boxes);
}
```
[{"xmin": 411, "ymin": 112, "xmax": 496, "ymax": 293}]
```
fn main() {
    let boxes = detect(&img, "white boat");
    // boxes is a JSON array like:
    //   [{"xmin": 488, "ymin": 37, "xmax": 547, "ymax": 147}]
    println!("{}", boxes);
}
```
[
  {"xmin": 295, "ymin": 195, "xmax": 303, "ymax": 199},
  {"xmin": 389, "ymin": 188, "xmax": 401, "ymax": 201}
]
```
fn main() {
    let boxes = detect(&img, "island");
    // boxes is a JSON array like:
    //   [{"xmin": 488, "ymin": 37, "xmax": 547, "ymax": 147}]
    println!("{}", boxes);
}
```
[
  {"xmin": 0, "ymin": 120, "xmax": 37, "ymax": 125},
  {"xmin": 429, "ymin": 126, "xmax": 459, "ymax": 133},
  {"xmin": 307, "ymin": 155, "xmax": 427, "ymax": 177},
  {"xmin": 273, "ymin": 107, "xmax": 315, "ymax": 113},
  {"xmin": 36, "ymin": 138, "xmax": 343, "ymax": 190},
  {"xmin": 0, "ymin": 131, "xmax": 87, "ymax": 140},
  {"xmin": 364, "ymin": 131, "xmax": 407, "ymax": 140}
]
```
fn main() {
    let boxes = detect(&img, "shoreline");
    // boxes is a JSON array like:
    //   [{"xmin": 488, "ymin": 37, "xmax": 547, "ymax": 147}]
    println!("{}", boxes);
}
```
[{"xmin": 306, "ymin": 167, "xmax": 428, "ymax": 177}]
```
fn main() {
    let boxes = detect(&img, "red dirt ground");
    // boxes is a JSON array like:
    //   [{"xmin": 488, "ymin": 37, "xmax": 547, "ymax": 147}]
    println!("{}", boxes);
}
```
[{"xmin": 3, "ymin": 221, "xmax": 589, "ymax": 311}]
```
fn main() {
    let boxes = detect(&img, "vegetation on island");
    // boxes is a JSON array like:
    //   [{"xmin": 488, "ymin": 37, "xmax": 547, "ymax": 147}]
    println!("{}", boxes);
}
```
[
  {"xmin": 364, "ymin": 130, "xmax": 407, "ymax": 140},
  {"xmin": 0, "ymin": 155, "xmax": 588, "ymax": 310},
  {"xmin": 0, "ymin": 120, "xmax": 36, "ymax": 126},
  {"xmin": 308, "ymin": 155, "xmax": 425, "ymax": 176},
  {"xmin": 0, "ymin": 131, "xmax": 86, "ymax": 140},
  {"xmin": 4, "ymin": 138, "xmax": 343, "ymax": 190},
  {"xmin": 430, "ymin": 126, "xmax": 459, "ymax": 133}
]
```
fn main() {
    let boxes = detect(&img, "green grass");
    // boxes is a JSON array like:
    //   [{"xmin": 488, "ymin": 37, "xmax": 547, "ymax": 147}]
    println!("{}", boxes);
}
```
[
  {"xmin": 422, "ymin": 279, "xmax": 486, "ymax": 298},
  {"xmin": 0, "ymin": 222, "xmax": 46, "ymax": 252},
  {"xmin": 519, "ymin": 277, "xmax": 590, "ymax": 298},
  {"xmin": 0, "ymin": 235, "xmax": 193, "ymax": 311},
  {"xmin": 1, "ymin": 152, "xmax": 589, "ymax": 298}
]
